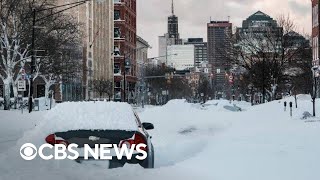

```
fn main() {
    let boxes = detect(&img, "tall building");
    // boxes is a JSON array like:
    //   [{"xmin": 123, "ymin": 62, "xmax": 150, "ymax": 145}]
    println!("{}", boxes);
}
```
[
  {"xmin": 52, "ymin": 0, "xmax": 114, "ymax": 101},
  {"xmin": 167, "ymin": 45, "xmax": 195, "ymax": 71},
  {"xmin": 167, "ymin": 0, "xmax": 181, "ymax": 45},
  {"xmin": 158, "ymin": 0, "xmax": 182, "ymax": 64},
  {"xmin": 114, "ymin": 0, "xmax": 137, "ymax": 102},
  {"xmin": 207, "ymin": 20, "xmax": 232, "ymax": 97},
  {"xmin": 184, "ymin": 38, "xmax": 208, "ymax": 68},
  {"xmin": 312, "ymin": 0, "xmax": 319, "ymax": 67}
]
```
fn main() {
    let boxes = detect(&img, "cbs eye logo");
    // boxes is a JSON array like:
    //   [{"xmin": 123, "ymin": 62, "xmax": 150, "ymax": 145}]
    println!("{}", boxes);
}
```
[{"xmin": 20, "ymin": 143, "xmax": 38, "ymax": 160}]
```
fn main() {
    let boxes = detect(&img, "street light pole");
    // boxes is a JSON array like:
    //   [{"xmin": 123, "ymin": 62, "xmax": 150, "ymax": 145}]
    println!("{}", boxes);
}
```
[
  {"xmin": 123, "ymin": 53, "xmax": 127, "ymax": 102},
  {"xmin": 312, "ymin": 67, "xmax": 318, "ymax": 117},
  {"xmin": 28, "ymin": 9, "xmax": 36, "ymax": 113}
]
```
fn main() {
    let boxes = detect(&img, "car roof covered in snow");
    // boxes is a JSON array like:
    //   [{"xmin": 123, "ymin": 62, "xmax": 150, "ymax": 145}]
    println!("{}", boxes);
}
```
[{"xmin": 44, "ymin": 101, "xmax": 138, "ymax": 133}]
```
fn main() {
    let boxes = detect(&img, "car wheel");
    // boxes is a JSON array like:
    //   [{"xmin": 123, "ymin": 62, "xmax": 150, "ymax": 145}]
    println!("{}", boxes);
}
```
[{"xmin": 109, "ymin": 160, "xmax": 126, "ymax": 169}]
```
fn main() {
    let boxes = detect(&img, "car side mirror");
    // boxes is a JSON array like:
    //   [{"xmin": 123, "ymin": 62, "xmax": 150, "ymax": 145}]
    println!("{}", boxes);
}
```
[{"xmin": 142, "ymin": 122, "xmax": 154, "ymax": 130}]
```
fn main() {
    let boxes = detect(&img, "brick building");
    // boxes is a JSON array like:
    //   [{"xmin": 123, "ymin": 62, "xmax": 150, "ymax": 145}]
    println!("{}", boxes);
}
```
[
  {"xmin": 114, "ymin": 0, "xmax": 137, "ymax": 102},
  {"xmin": 312, "ymin": 0, "xmax": 319, "ymax": 67}
]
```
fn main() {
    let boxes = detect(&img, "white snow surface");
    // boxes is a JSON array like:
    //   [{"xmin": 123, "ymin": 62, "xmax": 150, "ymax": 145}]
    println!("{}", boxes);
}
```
[
  {"xmin": 0, "ymin": 95, "xmax": 320, "ymax": 180},
  {"xmin": 45, "ymin": 101, "xmax": 138, "ymax": 132}
]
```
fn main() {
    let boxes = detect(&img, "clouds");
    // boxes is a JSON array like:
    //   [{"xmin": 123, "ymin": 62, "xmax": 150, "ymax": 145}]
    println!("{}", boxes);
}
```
[{"xmin": 137, "ymin": 0, "xmax": 312, "ymax": 57}]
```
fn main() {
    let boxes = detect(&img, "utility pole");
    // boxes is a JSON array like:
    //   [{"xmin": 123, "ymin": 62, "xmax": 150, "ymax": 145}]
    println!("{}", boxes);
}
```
[
  {"xmin": 123, "ymin": 53, "xmax": 127, "ymax": 102},
  {"xmin": 28, "ymin": 9, "xmax": 36, "ymax": 113},
  {"xmin": 312, "ymin": 66, "xmax": 318, "ymax": 117}
]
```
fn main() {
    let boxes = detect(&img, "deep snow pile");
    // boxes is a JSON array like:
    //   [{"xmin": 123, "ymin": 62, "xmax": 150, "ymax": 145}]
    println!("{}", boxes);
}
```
[{"xmin": 0, "ymin": 97, "xmax": 320, "ymax": 180}]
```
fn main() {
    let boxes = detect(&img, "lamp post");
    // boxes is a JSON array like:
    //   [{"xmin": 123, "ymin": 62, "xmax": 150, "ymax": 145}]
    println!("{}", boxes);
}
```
[
  {"xmin": 28, "ymin": 0, "xmax": 94, "ymax": 113},
  {"xmin": 312, "ymin": 66, "xmax": 319, "ymax": 117},
  {"xmin": 122, "ymin": 46, "xmax": 152, "ymax": 102}
]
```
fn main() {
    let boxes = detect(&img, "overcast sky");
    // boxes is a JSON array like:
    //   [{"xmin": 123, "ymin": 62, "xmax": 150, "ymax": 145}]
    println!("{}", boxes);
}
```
[{"xmin": 137, "ymin": 0, "xmax": 311, "ymax": 58}]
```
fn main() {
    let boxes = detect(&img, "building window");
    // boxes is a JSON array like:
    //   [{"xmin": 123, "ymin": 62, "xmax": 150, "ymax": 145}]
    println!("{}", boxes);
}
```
[
  {"xmin": 115, "ymin": 81, "xmax": 121, "ymax": 88},
  {"xmin": 114, "ymin": 63, "xmax": 121, "ymax": 74},
  {"xmin": 313, "ymin": 4, "xmax": 319, "ymax": 28},
  {"xmin": 0, "ymin": 85, "xmax": 3, "ymax": 98},
  {"xmin": 114, "ymin": 45, "xmax": 121, "ymax": 56},
  {"xmin": 114, "ymin": 27, "xmax": 121, "ymax": 38},
  {"xmin": 114, "ymin": 10, "xmax": 120, "ymax": 20}
]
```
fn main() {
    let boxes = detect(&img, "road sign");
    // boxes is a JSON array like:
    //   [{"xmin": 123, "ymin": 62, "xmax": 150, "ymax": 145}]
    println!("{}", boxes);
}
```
[{"xmin": 18, "ymin": 80, "xmax": 26, "ymax": 92}]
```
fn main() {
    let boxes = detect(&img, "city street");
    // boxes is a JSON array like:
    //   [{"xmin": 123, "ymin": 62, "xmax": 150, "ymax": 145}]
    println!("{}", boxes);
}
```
[{"xmin": 0, "ymin": 96, "xmax": 319, "ymax": 180}]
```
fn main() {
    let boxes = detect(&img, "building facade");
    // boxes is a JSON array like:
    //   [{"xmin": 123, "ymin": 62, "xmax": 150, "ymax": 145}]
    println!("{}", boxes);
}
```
[
  {"xmin": 207, "ymin": 20, "xmax": 232, "ymax": 98},
  {"xmin": 32, "ymin": 0, "xmax": 114, "ymax": 102},
  {"xmin": 136, "ymin": 36, "xmax": 150, "ymax": 79},
  {"xmin": 312, "ymin": 0, "xmax": 320, "ymax": 67},
  {"xmin": 184, "ymin": 38, "xmax": 208, "ymax": 68},
  {"xmin": 236, "ymin": 11, "xmax": 283, "ymax": 53},
  {"xmin": 114, "ymin": 0, "xmax": 137, "ymax": 102},
  {"xmin": 167, "ymin": 45, "xmax": 195, "ymax": 71}
]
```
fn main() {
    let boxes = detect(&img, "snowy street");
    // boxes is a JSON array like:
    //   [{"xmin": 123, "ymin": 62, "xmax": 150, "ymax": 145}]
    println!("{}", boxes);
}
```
[{"xmin": 0, "ymin": 96, "xmax": 320, "ymax": 180}]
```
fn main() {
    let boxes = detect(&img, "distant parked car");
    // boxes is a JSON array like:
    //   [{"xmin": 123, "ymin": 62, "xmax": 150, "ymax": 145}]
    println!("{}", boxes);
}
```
[{"xmin": 44, "ymin": 102, "xmax": 155, "ymax": 169}]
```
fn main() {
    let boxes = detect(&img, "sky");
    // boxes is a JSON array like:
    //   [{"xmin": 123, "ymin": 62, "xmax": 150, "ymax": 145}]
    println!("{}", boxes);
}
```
[{"xmin": 137, "ymin": 0, "xmax": 312, "ymax": 58}]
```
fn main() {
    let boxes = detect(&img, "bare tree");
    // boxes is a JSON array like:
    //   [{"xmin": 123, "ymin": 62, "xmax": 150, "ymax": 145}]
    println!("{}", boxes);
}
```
[
  {"xmin": 145, "ymin": 65, "xmax": 192, "ymax": 104},
  {"xmin": 218, "ymin": 14, "xmax": 311, "ymax": 103},
  {"xmin": 92, "ymin": 78, "xmax": 113, "ymax": 101},
  {"xmin": 0, "ymin": 0, "xmax": 81, "ymax": 109},
  {"xmin": 197, "ymin": 74, "xmax": 212, "ymax": 103}
]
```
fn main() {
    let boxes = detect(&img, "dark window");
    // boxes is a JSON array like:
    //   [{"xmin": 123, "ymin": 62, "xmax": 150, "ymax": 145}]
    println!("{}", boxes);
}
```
[
  {"xmin": 37, "ymin": 85, "xmax": 45, "ymax": 98},
  {"xmin": 114, "ymin": 27, "xmax": 121, "ymax": 38},
  {"xmin": 114, "ymin": 10, "xmax": 120, "ymax": 20},
  {"xmin": 0, "ymin": 85, "xmax": 3, "ymax": 98},
  {"xmin": 114, "ymin": 63, "xmax": 121, "ymax": 74}
]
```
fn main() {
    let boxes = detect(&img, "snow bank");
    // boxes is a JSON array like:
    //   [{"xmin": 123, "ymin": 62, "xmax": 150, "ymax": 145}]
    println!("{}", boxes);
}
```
[
  {"xmin": 1, "ymin": 96, "xmax": 320, "ymax": 180},
  {"xmin": 34, "ymin": 97, "xmax": 56, "ymax": 111}
]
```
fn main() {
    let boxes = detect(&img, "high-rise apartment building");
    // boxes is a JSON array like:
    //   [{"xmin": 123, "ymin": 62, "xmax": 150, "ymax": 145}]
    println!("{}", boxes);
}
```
[
  {"xmin": 114, "ymin": 0, "xmax": 137, "ymax": 102},
  {"xmin": 167, "ymin": 45, "xmax": 195, "ymax": 71},
  {"xmin": 184, "ymin": 38, "xmax": 208, "ymax": 68},
  {"xmin": 207, "ymin": 21, "xmax": 232, "ymax": 96}
]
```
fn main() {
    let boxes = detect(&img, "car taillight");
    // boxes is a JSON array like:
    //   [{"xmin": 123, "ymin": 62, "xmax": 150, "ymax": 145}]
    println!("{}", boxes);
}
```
[
  {"xmin": 45, "ymin": 134, "xmax": 56, "ymax": 145},
  {"xmin": 119, "ymin": 133, "xmax": 147, "ymax": 152},
  {"xmin": 45, "ymin": 134, "xmax": 69, "ymax": 146},
  {"xmin": 134, "ymin": 133, "xmax": 147, "ymax": 152},
  {"xmin": 120, "ymin": 140, "xmax": 134, "ymax": 148}
]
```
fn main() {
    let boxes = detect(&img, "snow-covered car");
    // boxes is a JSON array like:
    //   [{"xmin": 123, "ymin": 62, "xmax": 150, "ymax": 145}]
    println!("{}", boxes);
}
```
[{"xmin": 42, "ymin": 102, "xmax": 155, "ymax": 169}]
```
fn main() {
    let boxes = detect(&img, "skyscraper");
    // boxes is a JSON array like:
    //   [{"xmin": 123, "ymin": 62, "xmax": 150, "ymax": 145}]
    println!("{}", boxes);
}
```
[
  {"xmin": 159, "ymin": 0, "xmax": 182, "ymax": 64},
  {"xmin": 207, "ymin": 21, "xmax": 232, "ymax": 98},
  {"xmin": 168, "ymin": 0, "xmax": 181, "ymax": 45}
]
